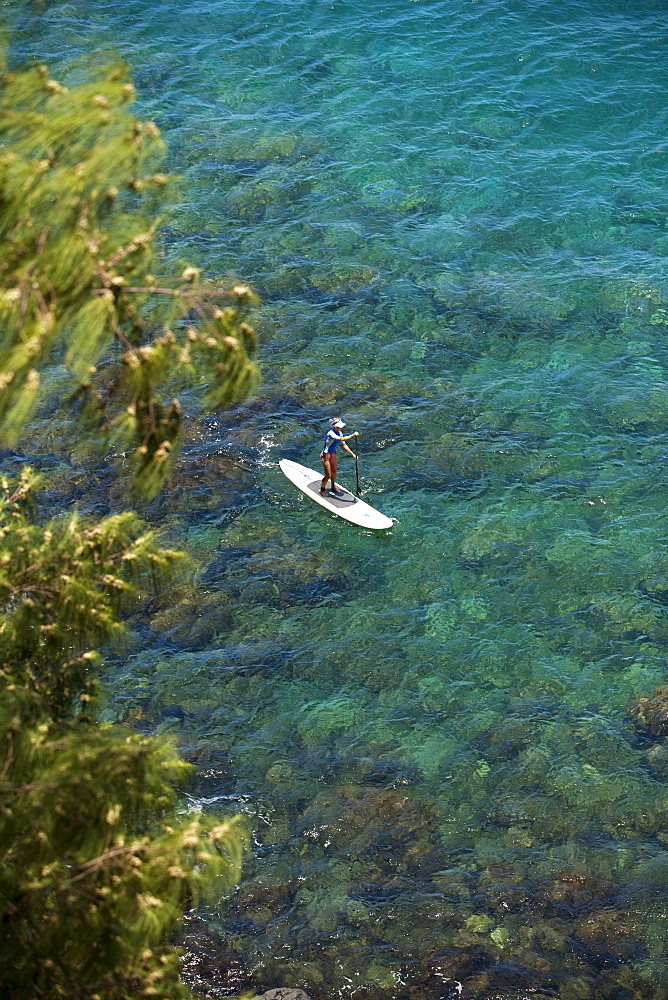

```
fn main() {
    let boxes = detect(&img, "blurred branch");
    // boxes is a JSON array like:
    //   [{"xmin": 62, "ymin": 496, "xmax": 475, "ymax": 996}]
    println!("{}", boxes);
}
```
[{"xmin": 0, "ymin": 60, "xmax": 260, "ymax": 498}]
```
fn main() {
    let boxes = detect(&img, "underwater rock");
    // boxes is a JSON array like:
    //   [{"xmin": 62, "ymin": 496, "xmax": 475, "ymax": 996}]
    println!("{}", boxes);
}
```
[
  {"xmin": 198, "ymin": 508, "xmax": 364, "ymax": 612},
  {"xmin": 260, "ymin": 990, "xmax": 311, "ymax": 1000},
  {"xmin": 644, "ymin": 742, "xmax": 668, "ymax": 778},
  {"xmin": 233, "ymin": 131, "xmax": 302, "ymax": 161},
  {"xmin": 179, "ymin": 740, "xmax": 236, "ymax": 799},
  {"xmin": 359, "ymin": 178, "xmax": 432, "ymax": 216},
  {"xmin": 453, "ymin": 129, "xmax": 498, "ymax": 150},
  {"xmin": 296, "ymin": 782, "xmax": 440, "ymax": 869},
  {"xmin": 637, "ymin": 550, "xmax": 668, "ymax": 604},
  {"xmin": 226, "ymin": 167, "xmax": 315, "ymax": 222},
  {"xmin": 628, "ymin": 686, "xmax": 668, "ymax": 738},
  {"xmin": 132, "ymin": 60, "xmax": 174, "ymax": 93},
  {"xmin": 180, "ymin": 915, "xmax": 248, "ymax": 996},
  {"xmin": 147, "ymin": 445, "xmax": 258, "ymax": 526},
  {"xmin": 487, "ymin": 713, "xmax": 540, "ymax": 759},
  {"xmin": 147, "ymin": 588, "xmax": 236, "ymax": 649},
  {"xmin": 236, "ymin": 873, "xmax": 293, "ymax": 917},
  {"xmin": 307, "ymin": 265, "xmax": 379, "ymax": 298},
  {"xmin": 204, "ymin": 545, "xmax": 352, "ymax": 610},
  {"xmin": 544, "ymin": 871, "xmax": 618, "ymax": 913},
  {"xmin": 573, "ymin": 907, "xmax": 642, "ymax": 962},
  {"xmin": 355, "ymin": 756, "xmax": 421, "ymax": 787}
]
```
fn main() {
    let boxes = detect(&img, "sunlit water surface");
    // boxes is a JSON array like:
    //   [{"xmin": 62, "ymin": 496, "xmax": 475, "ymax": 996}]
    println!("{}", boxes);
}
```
[{"xmin": 6, "ymin": 0, "xmax": 668, "ymax": 997}]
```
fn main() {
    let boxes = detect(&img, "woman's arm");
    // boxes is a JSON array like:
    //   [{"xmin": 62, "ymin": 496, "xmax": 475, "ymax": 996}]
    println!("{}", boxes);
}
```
[{"xmin": 342, "ymin": 442, "xmax": 358, "ymax": 458}]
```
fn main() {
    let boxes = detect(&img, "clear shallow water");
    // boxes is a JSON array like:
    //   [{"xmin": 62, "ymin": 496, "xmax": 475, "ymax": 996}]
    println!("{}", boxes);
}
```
[{"xmin": 7, "ymin": 0, "xmax": 668, "ymax": 996}]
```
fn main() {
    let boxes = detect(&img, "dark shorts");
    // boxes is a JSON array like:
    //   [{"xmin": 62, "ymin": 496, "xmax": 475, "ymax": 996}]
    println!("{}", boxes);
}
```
[{"xmin": 321, "ymin": 450, "xmax": 336, "ymax": 460}]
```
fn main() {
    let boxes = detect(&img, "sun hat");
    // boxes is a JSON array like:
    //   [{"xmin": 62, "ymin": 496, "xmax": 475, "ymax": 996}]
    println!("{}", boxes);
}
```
[{"xmin": 330, "ymin": 418, "xmax": 346, "ymax": 428}]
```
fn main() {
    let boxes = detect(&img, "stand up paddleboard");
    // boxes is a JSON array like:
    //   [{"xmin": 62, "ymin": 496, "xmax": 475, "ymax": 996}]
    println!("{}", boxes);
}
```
[{"xmin": 279, "ymin": 459, "xmax": 393, "ymax": 530}]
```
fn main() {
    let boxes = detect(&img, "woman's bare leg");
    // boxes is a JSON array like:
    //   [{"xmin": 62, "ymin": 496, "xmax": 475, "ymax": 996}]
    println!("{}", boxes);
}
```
[
  {"xmin": 330, "ymin": 454, "xmax": 340, "ymax": 492},
  {"xmin": 321, "ymin": 455, "xmax": 333, "ymax": 490}
]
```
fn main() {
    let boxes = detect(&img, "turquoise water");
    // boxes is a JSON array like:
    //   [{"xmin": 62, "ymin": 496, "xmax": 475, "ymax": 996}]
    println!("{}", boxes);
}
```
[{"xmin": 7, "ymin": 0, "xmax": 668, "ymax": 996}]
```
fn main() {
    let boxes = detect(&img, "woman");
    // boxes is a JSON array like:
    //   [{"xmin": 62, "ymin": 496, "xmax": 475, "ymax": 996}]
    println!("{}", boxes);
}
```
[{"xmin": 320, "ymin": 418, "xmax": 358, "ymax": 495}]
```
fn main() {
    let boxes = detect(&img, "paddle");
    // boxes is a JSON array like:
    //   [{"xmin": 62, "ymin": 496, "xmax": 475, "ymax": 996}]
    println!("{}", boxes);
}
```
[{"xmin": 355, "ymin": 433, "xmax": 360, "ymax": 496}]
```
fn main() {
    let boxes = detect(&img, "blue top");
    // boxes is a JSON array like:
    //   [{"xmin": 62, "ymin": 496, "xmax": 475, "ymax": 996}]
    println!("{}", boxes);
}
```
[{"xmin": 322, "ymin": 428, "xmax": 344, "ymax": 454}]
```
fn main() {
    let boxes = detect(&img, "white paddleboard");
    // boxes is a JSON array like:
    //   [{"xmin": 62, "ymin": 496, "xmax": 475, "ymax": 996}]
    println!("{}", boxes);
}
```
[{"xmin": 279, "ymin": 459, "xmax": 393, "ymax": 530}]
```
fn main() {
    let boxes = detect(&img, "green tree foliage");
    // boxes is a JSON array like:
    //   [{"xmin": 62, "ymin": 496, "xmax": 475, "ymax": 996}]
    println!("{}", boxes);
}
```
[
  {"xmin": 0, "ymin": 59, "xmax": 259, "ymax": 498},
  {"xmin": 0, "ymin": 466, "xmax": 181, "ymax": 716},
  {"xmin": 1, "ymin": 694, "xmax": 245, "ymax": 1000},
  {"xmin": 0, "ymin": 59, "xmax": 255, "ymax": 1000},
  {"xmin": 0, "ymin": 472, "xmax": 248, "ymax": 1000}
]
